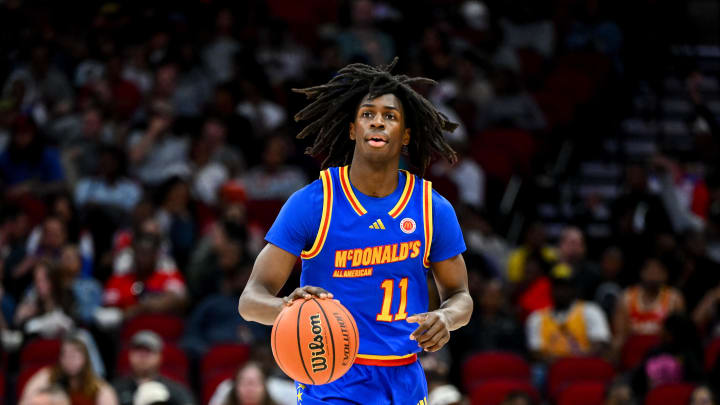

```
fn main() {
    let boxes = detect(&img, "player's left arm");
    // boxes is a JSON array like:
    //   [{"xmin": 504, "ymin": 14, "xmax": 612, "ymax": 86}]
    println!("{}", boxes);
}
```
[{"xmin": 407, "ymin": 254, "xmax": 473, "ymax": 352}]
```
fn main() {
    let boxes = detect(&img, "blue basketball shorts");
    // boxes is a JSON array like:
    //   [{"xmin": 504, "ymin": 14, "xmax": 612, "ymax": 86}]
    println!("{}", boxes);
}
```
[{"xmin": 295, "ymin": 361, "xmax": 428, "ymax": 405}]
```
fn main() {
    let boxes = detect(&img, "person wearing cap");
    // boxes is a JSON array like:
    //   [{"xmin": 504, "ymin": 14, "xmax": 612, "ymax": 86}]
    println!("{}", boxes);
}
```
[
  {"xmin": 112, "ymin": 330, "xmax": 196, "ymax": 405},
  {"xmin": 525, "ymin": 263, "xmax": 611, "ymax": 362}
]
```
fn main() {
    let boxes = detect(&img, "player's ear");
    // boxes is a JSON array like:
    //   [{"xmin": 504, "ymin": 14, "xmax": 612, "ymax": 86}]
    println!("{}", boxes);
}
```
[
  {"xmin": 349, "ymin": 122, "xmax": 356, "ymax": 141},
  {"xmin": 402, "ymin": 128, "xmax": 410, "ymax": 146}
]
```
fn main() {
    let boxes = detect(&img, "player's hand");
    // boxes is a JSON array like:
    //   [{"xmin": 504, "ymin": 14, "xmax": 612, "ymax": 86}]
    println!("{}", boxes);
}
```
[
  {"xmin": 407, "ymin": 311, "xmax": 450, "ymax": 352},
  {"xmin": 283, "ymin": 286, "xmax": 334, "ymax": 306}
]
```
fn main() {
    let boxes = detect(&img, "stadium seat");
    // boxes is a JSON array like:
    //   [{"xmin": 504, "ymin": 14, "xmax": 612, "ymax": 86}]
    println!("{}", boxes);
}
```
[
  {"xmin": 557, "ymin": 381, "xmax": 607, "ymax": 405},
  {"xmin": 121, "ymin": 314, "xmax": 185, "ymax": 344},
  {"xmin": 201, "ymin": 344, "xmax": 251, "ymax": 384},
  {"xmin": 620, "ymin": 335, "xmax": 661, "ymax": 371},
  {"xmin": 0, "ymin": 368, "xmax": 4, "ymax": 405},
  {"xmin": 17, "ymin": 366, "xmax": 45, "ymax": 399},
  {"xmin": 246, "ymin": 199, "xmax": 285, "ymax": 232},
  {"xmin": 547, "ymin": 357, "xmax": 615, "ymax": 400},
  {"xmin": 645, "ymin": 383, "xmax": 696, "ymax": 405},
  {"xmin": 469, "ymin": 379, "xmax": 540, "ymax": 405},
  {"xmin": 462, "ymin": 352, "xmax": 530, "ymax": 391},
  {"xmin": 705, "ymin": 338, "xmax": 720, "ymax": 371},
  {"xmin": 203, "ymin": 370, "xmax": 235, "ymax": 405},
  {"xmin": 116, "ymin": 343, "xmax": 189, "ymax": 385},
  {"xmin": 19, "ymin": 339, "xmax": 61, "ymax": 372}
]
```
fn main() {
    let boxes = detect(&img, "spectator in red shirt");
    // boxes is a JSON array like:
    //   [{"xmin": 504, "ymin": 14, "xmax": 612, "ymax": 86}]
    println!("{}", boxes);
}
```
[{"xmin": 103, "ymin": 233, "xmax": 187, "ymax": 319}]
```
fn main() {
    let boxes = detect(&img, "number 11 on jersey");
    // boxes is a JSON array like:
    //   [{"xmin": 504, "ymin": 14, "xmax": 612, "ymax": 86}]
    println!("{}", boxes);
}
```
[{"xmin": 376, "ymin": 277, "xmax": 408, "ymax": 322}]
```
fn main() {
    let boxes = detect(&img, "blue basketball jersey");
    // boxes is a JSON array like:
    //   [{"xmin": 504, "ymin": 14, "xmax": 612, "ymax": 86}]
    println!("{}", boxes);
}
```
[{"xmin": 297, "ymin": 166, "xmax": 433, "ymax": 362}]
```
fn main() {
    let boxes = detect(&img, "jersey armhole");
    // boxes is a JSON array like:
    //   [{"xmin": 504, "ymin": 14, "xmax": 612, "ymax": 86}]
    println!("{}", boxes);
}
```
[
  {"xmin": 300, "ymin": 169, "xmax": 333, "ymax": 259},
  {"xmin": 422, "ymin": 180, "xmax": 433, "ymax": 268}
]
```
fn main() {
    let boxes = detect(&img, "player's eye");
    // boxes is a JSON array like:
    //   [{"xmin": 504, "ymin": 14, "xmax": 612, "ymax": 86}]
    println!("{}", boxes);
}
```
[
  {"xmin": 385, "ymin": 113, "xmax": 395, "ymax": 120},
  {"xmin": 361, "ymin": 111, "xmax": 373, "ymax": 118}
]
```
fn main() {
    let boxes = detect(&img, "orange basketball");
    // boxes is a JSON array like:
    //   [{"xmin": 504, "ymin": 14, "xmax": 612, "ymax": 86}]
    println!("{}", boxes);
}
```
[{"xmin": 271, "ymin": 298, "xmax": 359, "ymax": 385}]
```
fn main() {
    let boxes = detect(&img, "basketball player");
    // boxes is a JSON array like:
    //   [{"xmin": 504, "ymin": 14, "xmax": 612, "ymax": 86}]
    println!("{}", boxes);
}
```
[{"xmin": 238, "ymin": 59, "xmax": 473, "ymax": 404}]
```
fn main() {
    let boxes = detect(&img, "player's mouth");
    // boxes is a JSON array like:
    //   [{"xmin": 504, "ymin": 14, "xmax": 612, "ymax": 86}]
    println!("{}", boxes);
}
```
[{"xmin": 366, "ymin": 134, "xmax": 389, "ymax": 148}]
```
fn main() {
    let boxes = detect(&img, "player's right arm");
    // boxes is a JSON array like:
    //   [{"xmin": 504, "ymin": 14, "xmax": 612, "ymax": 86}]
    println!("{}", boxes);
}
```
[
  {"xmin": 238, "ymin": 179, "xmax": 331, "ymax": 325},
  {"xmin": 238, "ymin": 243, "xmax": 333, "ymax": 325}
]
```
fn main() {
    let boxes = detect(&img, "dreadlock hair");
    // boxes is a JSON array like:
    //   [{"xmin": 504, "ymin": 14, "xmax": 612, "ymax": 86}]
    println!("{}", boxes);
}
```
[{"xmin": 293, "ymin": 57, "xmax": 458, "ymax": 174}]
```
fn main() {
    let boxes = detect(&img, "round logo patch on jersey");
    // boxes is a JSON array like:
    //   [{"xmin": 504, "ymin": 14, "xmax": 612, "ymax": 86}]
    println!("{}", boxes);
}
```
[{"xmin": 400, "ymin": 218, "xmax": 416, "ymax": 234}]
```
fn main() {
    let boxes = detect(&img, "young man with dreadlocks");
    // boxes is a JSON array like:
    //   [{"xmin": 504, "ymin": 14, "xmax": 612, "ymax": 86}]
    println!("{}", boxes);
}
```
[{"xmin": 238, "ymin": 59, "xmax": 472, "ymax": 404}]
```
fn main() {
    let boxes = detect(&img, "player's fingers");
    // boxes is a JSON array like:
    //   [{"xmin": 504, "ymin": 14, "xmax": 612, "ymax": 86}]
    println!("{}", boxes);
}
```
[
  {"xmin": 424, "ymin": 334, "xmax": 451, "ymax": 352},
  {"xmin": 409, "ymin": 316, "xmax": 436, "ymax": 341},
  {"xmin": 302, "ymin": 286, "xmax": 334, "ymax": 299},
  {"xmin": 415, "ymin": 320, "xmax": 445, "ymax": 345},
  {"xmin": 406, "ymin": 313, "xmax": 428, "ymax": 324}
]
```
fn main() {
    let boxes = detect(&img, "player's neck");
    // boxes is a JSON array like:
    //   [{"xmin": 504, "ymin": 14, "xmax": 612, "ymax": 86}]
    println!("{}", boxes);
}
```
[{"xmin": 348, "ymin": 159, "xmax": 399, "ymax": 198}]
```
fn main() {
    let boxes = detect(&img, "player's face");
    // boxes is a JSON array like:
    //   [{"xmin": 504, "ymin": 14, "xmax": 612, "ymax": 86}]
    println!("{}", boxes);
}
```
[{"xmin": 349, "ymin": 93, "xmax": 410, "ymax": 163}]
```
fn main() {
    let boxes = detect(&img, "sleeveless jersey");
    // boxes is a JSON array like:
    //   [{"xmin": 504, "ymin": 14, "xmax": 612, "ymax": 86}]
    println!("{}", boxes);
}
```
[{"xmin": 299, "ymin": 166, "xmax": 433, "ymax": 362}]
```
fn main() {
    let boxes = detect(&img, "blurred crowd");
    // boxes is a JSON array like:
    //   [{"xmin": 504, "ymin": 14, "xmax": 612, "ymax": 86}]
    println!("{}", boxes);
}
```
[{"xmin": 1, "ymin": 0, "xmax": 719, "ymax": 404}]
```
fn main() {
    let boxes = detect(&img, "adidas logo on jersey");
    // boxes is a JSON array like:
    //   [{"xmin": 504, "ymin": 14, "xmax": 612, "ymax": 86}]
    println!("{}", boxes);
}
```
[{"xmin": 369, "ymin": 219, "xmax": 386, "ymax": 230}]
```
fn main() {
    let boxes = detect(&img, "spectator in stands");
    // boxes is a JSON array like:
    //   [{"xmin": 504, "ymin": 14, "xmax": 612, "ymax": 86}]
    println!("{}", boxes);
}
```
[
  {"xmin": 594, "ymin": 246, "xmax": 624, "ymax": 317},
  {"xmin": 0, "ymin": 203, "xmax": 31, "ymax": 301},
  {"xmin": 336, "ymin": 0, "xmax": 395, "ymax": 65},
  {"xmin": 23, "ymin": 385, "xmax": 71, "ymax": 405},
  {"xmin": 2, "ymin": 44, "xmax": 74, "ymax": 115},
  {"xmin": 693, "ymin": 284, "xmax": 720, "ymax": 337},
  {"xmin": 500, "ymin": 391, "xmax": 533, "ymax": 405},
  {"xmin": 526, "ymin": 264, "xmax": 611, "ymax": 362},
  {"xmin": 556, "ymin": 226, "xmax": 601, "ymax": 300},
  {"xmin": 477, "ymin": 68, "xmax": 546, "ymax": 131},
  {"xmin": 127, "ymin": 100, "xmax": 190, "ymax": 186},
  {"xmin": 57, "ymin": 245, "xmax": 102, "ymax": 325},
  {"xmin": 14, "ymin": 260, "xmax": 74, "ymax": 337},
  {"xmin": 611, "ymin": 164, "xmax": 673, "ymax": 277},
  {"xmin": 0, "ymin": 115, "xmax": 65, "ymax": 198},
  {"xmin": 612, "ymin": 257, "xmax": 684, "ymax": 357},
  {"xmin": 132, "ymin": 381, "xmax": 171, "ymax": 405},
  {"xmin": 191, "ymin": 116, "xmax": 244, "ymax": 207},
  {"xmin": 630, "ymin": 314, "xmax": 703, "ymax": 397},
  {"xmin": 113, "ymin": 330, "xmax": 195, "ymax": 405},
  {"xmin": 678, "ymin": 230, "xmax": 720, "ymax": 312},
  {"xmin": 602, "ymin": 381, "xmax": 633, "ymax": 405},
  {"xmin": 75, "ymin": 145, "xmax": 142, "ymax": 215},
  {"xmin": 689, "ymin": 386, "xmax": 716, "ymax": 405},
  {"xmin": 202, "ymin": 8, "xmax": 241, "ymax": 85},
  {"xmin": 241, "ymin": 136, "xmax": 306, "ymax": 201},
  {"xmin": 506, "ymin": 222, "xmax": 556, "ymax": 284},
  {"xmin": 155, "ymin": 177, "xmax": 196, "ymax": 270},
  {"xmin": 103, "ymin": 233, "xmax": 187, "ymax": 319},
  {"xmin": 453, "ymin": 278, "xmax": 525, "ymax": 357},
  {"xmin": 222, "ymin": 362, "xmax": 277, "ymax": 405},
  {"xmin": 181, "ymin": 256, "xmax": 270, "ymax": 358},
  {"xmin": 20, "ymin": 333, "xmax": 117, "ymax": 405},
  {"xmin": 186, "ymin": 202, "xmax": 248, "ymax": 300}
]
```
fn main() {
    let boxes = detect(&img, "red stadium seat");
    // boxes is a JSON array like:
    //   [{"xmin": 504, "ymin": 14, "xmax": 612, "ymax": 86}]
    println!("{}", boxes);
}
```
[
  {"xmin": 116, "ymin": 343, "xmax": 190, "ymax": 385},
  {"xmin": 621, "ymin": 335, "xmax": 661, "ymax": 371},
  {"xmin": 121, "ymin": 314, "xmax": 185, "ymax": 344},
  {"xmin": 645, "ymin": 383, "xmax": 696, "ymax": 405},
  {"xmin": 557, "ymin": 381, "xmax": 606, "ymax": 405},
  {"xmin": 462, "ymin": 352, "xmax": 530, "ymax": 391},
  {"xmin": 547, "ymin": 357, "xmax": 615, "ymax": 400},
  {"xmin": 20, "ymin": 339, "xmax": 61, "ymax": 371},
  {"xmin": 705, "ymin": 338, "xmax": 720, "ymax": 371},
  {"xmin": 201, "ymin": 344, "xmax": 251, "ymax": 383},
  {"xmin": 469, "ymin": 380, "xmax": 540, "ymax": 405},
  {"xmin": 203, "ymin": 370, "xmax": 235, "ymax": 405},
  {"xmin": 17, "ymin": 366, "xmax": 45, "ymax": 399},
  {"xmin": 0, "ymin": 368, "xmax": 4, "ymax": 405}
]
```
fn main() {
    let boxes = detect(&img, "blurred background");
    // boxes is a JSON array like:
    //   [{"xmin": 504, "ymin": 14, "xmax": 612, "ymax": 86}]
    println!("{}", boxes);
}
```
[{"xmin": 1, "ymin": 0, "xmax": 720, "ymax": 404}]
